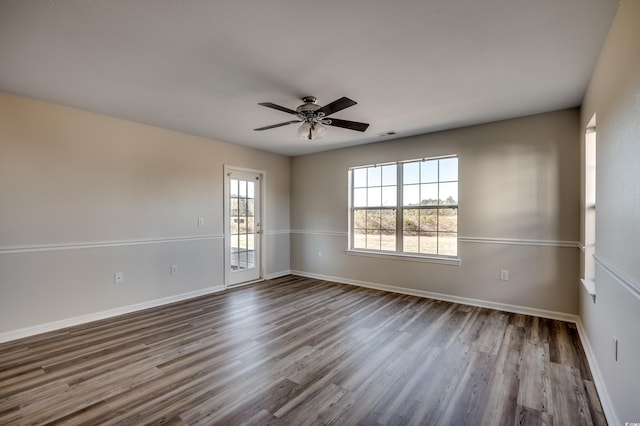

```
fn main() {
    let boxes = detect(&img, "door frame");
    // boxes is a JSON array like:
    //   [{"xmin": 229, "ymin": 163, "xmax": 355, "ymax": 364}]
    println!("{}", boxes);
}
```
[{"xmin": 223, "ymin": 165, "xmax": 267, "ymax": 288}]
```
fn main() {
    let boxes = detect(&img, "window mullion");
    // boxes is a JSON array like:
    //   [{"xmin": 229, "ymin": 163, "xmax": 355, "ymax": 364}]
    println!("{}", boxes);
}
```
[
  {"xmin": 436, "ymin": 160, "xmax": 440, "ymax": 254},
  {"xmin": 396, "ymin": 163, "xmax": 403, "ymax": 253}
]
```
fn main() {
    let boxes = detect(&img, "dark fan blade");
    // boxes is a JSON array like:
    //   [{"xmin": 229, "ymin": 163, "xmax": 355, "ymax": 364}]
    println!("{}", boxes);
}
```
[
  {"xmin": 326, "ymin": 118, "xmax": 370, "ymax": 132},
  {"xmin": 258, "ymin": 102, "xmax": 298, "ymax": 115},
  {"xmin": 254, "ymin": 120, "xmax": 301, "ymax": 131},
  {"xmin": 315, "ymin": 97, "xmax": 357, "ymax": 117}
]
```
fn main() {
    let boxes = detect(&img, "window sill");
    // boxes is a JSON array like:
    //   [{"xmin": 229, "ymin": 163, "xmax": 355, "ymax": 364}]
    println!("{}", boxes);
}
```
[
  {"xmin": 581, "ymin": 278, "xmax": 596, "ymax": 303},
  {"xmin": 346, "ymin": 249, "xmax": 461, "ymax": 266}
]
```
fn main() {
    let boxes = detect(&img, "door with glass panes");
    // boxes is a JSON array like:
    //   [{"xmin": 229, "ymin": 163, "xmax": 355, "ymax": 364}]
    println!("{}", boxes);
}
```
[{"xmin": 226, "ymin": 169, "xmax": 262, "ymax": 285}]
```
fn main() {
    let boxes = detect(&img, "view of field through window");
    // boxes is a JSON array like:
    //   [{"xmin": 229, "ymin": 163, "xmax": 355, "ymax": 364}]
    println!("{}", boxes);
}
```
[
  {"xmin": 351, "ymin": 156, "xmax": 458, "ymax": 256},
  {"xmin": 230, "ymin": 178, "xmax": 255, "ymax": 270}
]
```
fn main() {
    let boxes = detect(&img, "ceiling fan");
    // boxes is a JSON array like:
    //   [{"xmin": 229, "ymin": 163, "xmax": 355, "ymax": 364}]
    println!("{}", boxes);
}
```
[{"xmin": 254, "ymin": 96, "xmax": 369, "ymax": 140}]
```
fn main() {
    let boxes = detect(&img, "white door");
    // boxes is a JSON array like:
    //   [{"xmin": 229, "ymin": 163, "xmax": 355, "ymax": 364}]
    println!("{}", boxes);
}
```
[{"xmin": 226, "ymin": 168, "xmax": 262, "ymax": 286}]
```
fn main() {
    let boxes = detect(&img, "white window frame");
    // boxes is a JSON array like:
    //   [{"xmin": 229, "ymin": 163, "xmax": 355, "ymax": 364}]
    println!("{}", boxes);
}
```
[
  {"xmin": 581, "ymin": 115, "xmax": 596, "ymax": 301},
  {"xmin": 348, "ymin": 155, "xmax": 460, "ymax": 265}
]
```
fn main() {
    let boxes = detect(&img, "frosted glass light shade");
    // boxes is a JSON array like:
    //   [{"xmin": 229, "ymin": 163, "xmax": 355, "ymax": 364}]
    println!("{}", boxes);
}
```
[
  {"xmin": 298, "ymin": 121, "xmax": 311, "ymax": 139},
  {"xmin": 313, "ymin": 123, "xmax": 327, "ymax": 139}
]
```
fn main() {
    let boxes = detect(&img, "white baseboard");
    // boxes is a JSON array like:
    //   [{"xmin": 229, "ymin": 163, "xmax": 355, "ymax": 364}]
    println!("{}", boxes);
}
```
[
  {"xmin": 290, "ymin": 269, "xmax": 620, "ymax": 424},
  {"xmin": 0, "ymin": 269, "xmax": 616, "ymax": 425},
  {"xmin": 0, "ymin": 271, "xmax": 292, "ymax": 343},
  {"xmin": 0, "ymin": 285, "xmax": 225, "ymax": 344},
  {"xmin": 290, "ymin": 270, "xmax": 579, "ymax": 323},
  {"xmin": 265, "ymin": 270, "xmax": 291, "ymax": 280},
  {"xmin": 225, "ymin": 271, "xmax": 291, "ymax": 290},
  {"xmin": 575, "ymin": 319, "xmax": 619, "ymax": 425}
]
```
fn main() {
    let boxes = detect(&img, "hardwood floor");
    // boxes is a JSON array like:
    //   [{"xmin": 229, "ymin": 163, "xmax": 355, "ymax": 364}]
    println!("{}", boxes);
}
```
[{"xmin": 0, "ymin": 275, "xmax": 606, "ymax": 425}]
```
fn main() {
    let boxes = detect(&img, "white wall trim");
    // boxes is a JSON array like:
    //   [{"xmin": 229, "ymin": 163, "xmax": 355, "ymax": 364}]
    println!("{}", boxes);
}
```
[
  {"xmin": 290, "ymin": 230, "xmax": 579, "ymax": 249},
  {"xmin": 458, "ymin": 236, "xmax": 580, "ymax": 248},
  {"xmin": 227, "ymin": 278, "xmax": 265, "ymax": 289},
  {"xmin": 290, "ymin": 229, "xmax": 348, "ymax": 237},
  {"xmin": 0, "ymin": 285, "xmax": 225, "ymax": 344},
  {"xmin": 289, "ymin": 270, "xmax": 578, "ymax": 323},
  {"xmin": 0, "ymin": 235, "xmax": 224, "ymax": 255},
  {"xmin": 265, "ymin": 270, "xmax": 292, "ymax": 280},
  {"xmin": 265, "ymin": 230, "xmax": 291, "ymax": 236},
  {"xmin": 594, "ymin": 255, "xmax": 640, "ymax": 301},
  {"xmin": 575, "ymin": 318, "xmax": 619, "ymax": 425}
]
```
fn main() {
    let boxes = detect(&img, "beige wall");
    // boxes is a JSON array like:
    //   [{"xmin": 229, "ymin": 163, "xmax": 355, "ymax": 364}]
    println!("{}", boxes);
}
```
[
  {"xmin": 291, "ymin": 109, "xmax": 581, "ymax": 315},
  {"xmin": 0, "ymin": 92, "xmax": 290, "ymax": 335},
  {"xmin": 579, "ymin": 0, "xmax": 640, "ymax": 422}
]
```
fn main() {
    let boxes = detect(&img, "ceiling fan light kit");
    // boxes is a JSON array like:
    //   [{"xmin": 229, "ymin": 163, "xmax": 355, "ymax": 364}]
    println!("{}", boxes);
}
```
[
  {"xmin": 255, "ymin": 96, "xmax": 369, "ymax": 141},
  {"xmin": 297, "ymin": 121, "xmax": 327, "ymax": 140}
]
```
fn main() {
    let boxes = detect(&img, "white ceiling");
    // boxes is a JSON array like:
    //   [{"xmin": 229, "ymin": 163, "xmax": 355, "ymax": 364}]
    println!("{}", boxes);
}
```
[{"xmin": 0, "ymin": 0, "xmax": 619, "ymax": 156}]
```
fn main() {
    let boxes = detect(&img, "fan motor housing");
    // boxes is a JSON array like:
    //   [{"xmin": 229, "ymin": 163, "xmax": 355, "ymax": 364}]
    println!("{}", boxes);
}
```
[{"xmin": 297, "ymin": 96, "xmax": 321, "ymax": 114}]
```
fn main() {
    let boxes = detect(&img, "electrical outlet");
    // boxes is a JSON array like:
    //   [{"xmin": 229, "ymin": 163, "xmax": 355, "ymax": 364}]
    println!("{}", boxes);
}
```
[
  {"xmin": 114, "ymin": 272, "xmax": 124, "ymax": 284},
  {"xmin": 500, "ymin": 269, "xmax": 509, "ymax": 281},
  {"xmin": 171, "ymin": 265, "xmax": 178, "ymax": 276},
  {"xmin": 198, "ymin": 217, "xmax": 204, "ymax": 227}
]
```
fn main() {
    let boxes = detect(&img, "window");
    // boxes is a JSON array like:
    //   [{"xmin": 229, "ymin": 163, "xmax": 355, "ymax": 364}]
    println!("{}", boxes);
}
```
[
  {"xmin": 230, "ymin": 178, "xmax": 256, "ymax": 270},
  {"xmin": 582, "ymin": 115, "xmax": 596, "ymax": 296},
  {"xmin": 350, "ymin": 156, "xmax": 458, "ymax": 258}
]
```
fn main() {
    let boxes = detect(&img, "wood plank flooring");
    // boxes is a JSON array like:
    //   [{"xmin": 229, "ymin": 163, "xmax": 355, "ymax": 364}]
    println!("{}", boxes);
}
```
[{"xmin": 0, "ymin": 275, "xmax": 607, "ymax": 425}]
